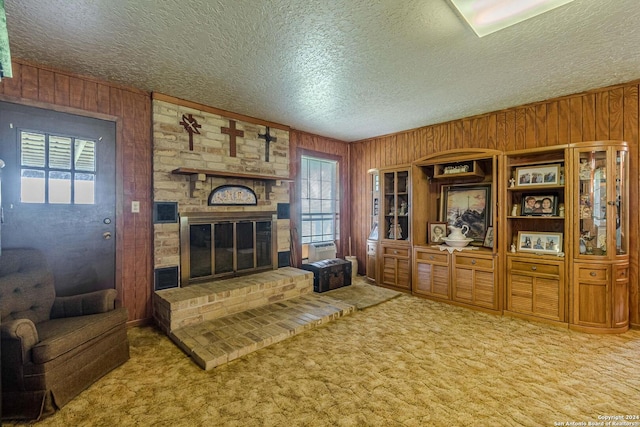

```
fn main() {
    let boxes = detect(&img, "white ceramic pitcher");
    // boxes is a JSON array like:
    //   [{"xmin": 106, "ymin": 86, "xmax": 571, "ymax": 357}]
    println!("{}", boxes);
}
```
[{"xmin": 447, "ymin": 224, "xmax": 469, "ymax": 240}]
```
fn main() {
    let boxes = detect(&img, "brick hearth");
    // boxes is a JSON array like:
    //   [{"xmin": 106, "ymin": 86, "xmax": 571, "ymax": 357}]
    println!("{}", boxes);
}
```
[{"xmin": 153, "ymin": 267, "xmax": 357, "ymax": 370}]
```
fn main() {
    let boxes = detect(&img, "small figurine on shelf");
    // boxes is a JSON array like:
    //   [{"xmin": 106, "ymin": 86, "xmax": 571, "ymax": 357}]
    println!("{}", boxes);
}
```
[
  {"xmin": 559, "ymin": 167, "xmax": 565, "ymax": 185},
  {"xmin": 509, "ymin": 177, "xmax": 516, "ymax": 188},
  {"xmin": 388, "ymin": 203, "xmax": 395, "ymax": 216},
  {"xmin": 511, "ymin": 203, "xmax": 519, "ymax": 216},
  {"xmin": 579, "ymin": 159, "xmax": 591, "ymax": 180},
  {"xmin": 510, "ymin": 243, "xmax": 516, "ymax": 253},
  {"xmin": 558, "ymin": 203, "xmax": 565, "ymax": 217},
  {"xmin": 399, "ymin": 201, "xmax": 407, "ymax": 216},
  {"xmin": 388, "ymin": 219, "xmax": 403, "ymax": 239},
  {"xmin": 580, "ymin": 195, "xmax": 592, "ymax": 219}
]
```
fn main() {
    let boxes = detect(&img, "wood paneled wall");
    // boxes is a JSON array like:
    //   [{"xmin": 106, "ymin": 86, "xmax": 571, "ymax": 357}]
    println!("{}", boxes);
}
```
[
  {"xmin": 289, "ymin": 130, "xmax": 351, "ymax": 266},
  {"xmin": 0, "ymin": 59, "xmax": 153, "ymax": 324},
  {"xmin": 350, "ymin": 82, "xmax": 640, "ymax": 326}
]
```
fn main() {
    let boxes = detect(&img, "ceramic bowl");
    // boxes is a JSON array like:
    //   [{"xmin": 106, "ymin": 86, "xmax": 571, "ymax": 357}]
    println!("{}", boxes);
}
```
[{"xmin": 442, "ymin": 238, "xmax": 474, "ymax": 248}]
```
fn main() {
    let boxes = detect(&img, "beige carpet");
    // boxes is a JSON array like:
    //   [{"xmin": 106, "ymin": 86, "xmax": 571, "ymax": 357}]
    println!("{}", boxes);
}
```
[{"xmin": 7, "ymin": 286, "xmax": 640, "ymax": 426}]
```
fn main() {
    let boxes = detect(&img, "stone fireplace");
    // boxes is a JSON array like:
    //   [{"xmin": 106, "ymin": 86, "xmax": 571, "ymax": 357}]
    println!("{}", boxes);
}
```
[{"xmin": 152, "ymin": 94, "xmax": 291, "ymax": 289}]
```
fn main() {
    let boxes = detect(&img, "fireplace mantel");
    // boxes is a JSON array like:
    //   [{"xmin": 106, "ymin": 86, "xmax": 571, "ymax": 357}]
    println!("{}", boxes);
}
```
[
  {"xmin": 172, "ymin": 167, "xmax": 292, "ymax": 182},
  {"xmin": 172, "ymin": 167, "xmax": 292, "ymax": 198}
]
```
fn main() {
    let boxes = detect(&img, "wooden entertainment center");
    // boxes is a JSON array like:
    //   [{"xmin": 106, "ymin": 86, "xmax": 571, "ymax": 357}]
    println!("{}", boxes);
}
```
[{"xmin": 366, "ymin": 142, "xmax": 629, "ymax": 333}]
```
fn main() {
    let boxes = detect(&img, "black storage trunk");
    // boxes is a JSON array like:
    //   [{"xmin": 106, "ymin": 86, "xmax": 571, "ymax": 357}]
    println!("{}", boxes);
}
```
[{"xmin": 301, "ymin": 258, "xmax": 352, "ymax": 293}]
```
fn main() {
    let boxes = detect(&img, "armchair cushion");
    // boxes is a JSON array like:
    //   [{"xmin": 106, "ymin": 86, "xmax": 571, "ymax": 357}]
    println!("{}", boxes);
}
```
[
  {"xmin": 50, "ymin": 289, "xmax": 118, "ymax": 318},
  {"xmin": 32, "ymin": 308, "xmax": 128, "ymax": 364}
]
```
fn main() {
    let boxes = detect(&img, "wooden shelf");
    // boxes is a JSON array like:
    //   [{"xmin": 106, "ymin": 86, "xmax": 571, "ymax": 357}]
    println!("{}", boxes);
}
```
[
  {"xmin": 172, "ymin": 167, "xmax": 293, "ymax": 182},
  {"xmin": 433, "ymin": 160, "xmax": 484, "ymax": 179},
  {"xmin": 507, "ymin": 216, "xmax": 564, "ymax": 219},
  {"xmin": 508, "ymin": 185, "xmax": 564, "ymax": 191}
]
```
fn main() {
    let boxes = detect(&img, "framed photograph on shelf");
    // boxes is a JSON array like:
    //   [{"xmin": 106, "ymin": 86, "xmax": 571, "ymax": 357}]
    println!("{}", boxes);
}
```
[
  {"xmin": 441, "ymin": 184, "xmax": 491, "ymax": 243},
  {"xmin": 520, "ymin": 194, "xmax": 559, "ymax": 216},
  {"xmin": 483, "ymin": 226, "xmax": 494, "ymax": 248},
  {"xmin": 517, "ymin": 231, "xmax": 562, "ymax": 254},
  {"xmin": 428, "ymin": 221, "xmax": 447, "ymax": 244},
  {"xmin": 515, "ymin": 164, "xmax": 560, "ymax": 187}
]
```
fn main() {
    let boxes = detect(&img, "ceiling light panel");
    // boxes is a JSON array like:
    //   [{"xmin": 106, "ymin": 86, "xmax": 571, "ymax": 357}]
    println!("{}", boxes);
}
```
[{"xmin": 449, "ymin": 0, "xmax": 575, "ymax": 37}]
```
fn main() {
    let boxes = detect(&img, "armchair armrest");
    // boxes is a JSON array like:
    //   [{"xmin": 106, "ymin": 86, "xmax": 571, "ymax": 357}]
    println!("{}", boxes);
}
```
[
  {"xmin": 1, "ymin": 318, "xmax": 39, "ymax": 363},
  {"xmin": 51, "ymin": 288, "xmax": 118, "ymax": 318}
]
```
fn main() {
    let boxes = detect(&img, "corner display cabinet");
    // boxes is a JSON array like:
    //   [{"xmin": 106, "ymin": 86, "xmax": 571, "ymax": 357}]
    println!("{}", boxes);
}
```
[
  {"xmin": 378, "ymin": 166, "xmax": 411, "ymax": 291},
  {"xmin": 501, "ymin": 141, "xmax": 629, "ymax": 333},
  {"xmin": 411, "ymin": 149, "xmax": 501, "ymax": 313},
  {"xmin": 570, "ymin": 141, "xmax": 629, "ymax": 333}
]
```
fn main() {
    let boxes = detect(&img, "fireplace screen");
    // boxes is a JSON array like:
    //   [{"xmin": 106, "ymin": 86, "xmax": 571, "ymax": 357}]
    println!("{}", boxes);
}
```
[{"xmin": 181, "ymin": 212, "xmax": 277, "ymax": 285}]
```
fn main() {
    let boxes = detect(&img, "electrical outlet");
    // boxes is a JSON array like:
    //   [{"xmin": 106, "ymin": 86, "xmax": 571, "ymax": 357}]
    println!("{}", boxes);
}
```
[{"xmin": 131, "ymin": 201, "xmax": 140, "ymax": 213}]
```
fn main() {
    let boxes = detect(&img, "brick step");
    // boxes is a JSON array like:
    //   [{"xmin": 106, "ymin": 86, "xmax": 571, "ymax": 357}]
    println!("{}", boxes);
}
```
[
  {"xmin": 153, "ymin": 267, "xmax": 314, "ymax": 333},
  {"xmin": 169, "ymin": 293, "xmax": 356, "ymax": 370}
]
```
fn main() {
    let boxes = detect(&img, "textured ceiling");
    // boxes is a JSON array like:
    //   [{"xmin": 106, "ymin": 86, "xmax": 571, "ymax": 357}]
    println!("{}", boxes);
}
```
[{"xmin": 4, "ymin": 0, "xmax": 640, "ymax": 141}]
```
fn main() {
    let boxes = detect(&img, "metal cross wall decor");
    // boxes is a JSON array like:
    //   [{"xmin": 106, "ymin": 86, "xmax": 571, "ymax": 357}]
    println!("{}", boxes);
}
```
[
  {"xmin": 257, "ymin": 126, "xmax": 277, "ymax": 162},
  {"xmin": 179, "ymin": 113, "xmax": 201, "ymax": 150},
  {"xmin": 221, "ymin": 120, "xmax": 244, "ymax": 157}
]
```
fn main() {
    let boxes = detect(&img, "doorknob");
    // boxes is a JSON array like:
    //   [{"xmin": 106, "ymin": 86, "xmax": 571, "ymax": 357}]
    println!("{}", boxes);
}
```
[{"xmin": 103, "ymin": 232, "xmax": 112, "ymax": 240}]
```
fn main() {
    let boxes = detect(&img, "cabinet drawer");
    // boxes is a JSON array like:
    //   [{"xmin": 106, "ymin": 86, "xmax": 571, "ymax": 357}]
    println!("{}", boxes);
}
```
[
  {"xmin": 382, "ymin": 246, "xmax": 409, "ymax": 257},
  {"xmin": 415, "ymin": 251, "xmax": 448, "ymax": 264},
  {"xmin": 511, "ymin": 260, "xmax": 559, "ymax": 276},
  {"xmin": 577, "ymin": 266, "xmax": 608, "ymax": 281},
  {"xmin": 455, "ymin": 255, "xmax": 493, "ymax": 269}
]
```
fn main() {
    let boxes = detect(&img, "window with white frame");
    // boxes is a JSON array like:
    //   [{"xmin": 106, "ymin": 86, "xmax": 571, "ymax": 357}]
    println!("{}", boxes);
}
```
[
  {"xmin": 300, "ymin": 156, "xmax": 339, "ymax": 248},
  {"xmin": 20, "ymin": 130, "xmax": 96, "ymax": 204}
]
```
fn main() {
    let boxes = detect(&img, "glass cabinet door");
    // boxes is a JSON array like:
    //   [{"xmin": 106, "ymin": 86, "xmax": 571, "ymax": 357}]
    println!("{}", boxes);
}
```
[
  {"xmin": 382, "ymin": 169, "xmax": 410, "ymax": 241},
  {"xmin": 614, "ymin": 149, "xmax": 628, "ymax": 255},
  {"xmin": 575, "ymin": 146, "xmax": 627, "ymax": 258}
]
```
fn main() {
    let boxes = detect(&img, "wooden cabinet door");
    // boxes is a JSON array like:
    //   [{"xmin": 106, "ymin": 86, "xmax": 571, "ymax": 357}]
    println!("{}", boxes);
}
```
[
  {"xmin": 452, "ymin": 254, "xmax": 497, "ymax": 310},
  {"xmin": 507, "ymin": 257, "xmax": 565, "ymax": 322},
  {"xmin": 413, "ymin": 248, "xmax": 449, "ymax": 299},
  {"xmin": 612, "ymin": 264, "xmax": 629, "ymax": 329},
  {"xmin": 573, "ymin": 264, "xmax": 610, "ymax": 328},
  {"xmin": 380, "ymin": 244, "xmax": 410, "ymax": 290},
  {"xmin": 366, "ymin": 240, "xmax": 377, "ymax": 282}
]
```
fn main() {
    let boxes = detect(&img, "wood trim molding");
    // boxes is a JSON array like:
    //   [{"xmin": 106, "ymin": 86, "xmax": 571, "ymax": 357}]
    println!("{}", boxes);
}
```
[
  {"xmin": 11, "ymin": 58, "xmax": 150, "ymax": 96},
  {"xmin": 0, "ymin": 93, "xmax": 119, "ymax": 123},
  {"xmin": 152, "ymin": 92, "xmax": 290, "ymax": 131}
]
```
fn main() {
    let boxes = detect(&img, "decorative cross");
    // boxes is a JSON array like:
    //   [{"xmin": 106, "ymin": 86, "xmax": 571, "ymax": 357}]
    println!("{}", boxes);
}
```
[
  {"xmin": 221, "ymin": 120, "xmax": 245, "ymax": 157},
  {"xmin": 179, "ymin": 114, "xmax": 201, "ymax": 150},
  {"xmin": 257, "ymin": 126, "xmax": 277, "ymax": 162}
]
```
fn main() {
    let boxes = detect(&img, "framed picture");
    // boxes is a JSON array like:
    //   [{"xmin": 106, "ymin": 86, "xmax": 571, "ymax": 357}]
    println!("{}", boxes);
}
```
[
  {"xmin": 520, "ymin": 194, "xmax": 559, "ymax": 216},
  {"xmin": 428, "ymin": 221, "xmax": 448, "ymax": 244},
  {"xmin": 441, "ymin": 184, "xmax": 491, "ymax": 243},
  {"xmin": 483, "ymin": 226, "xmax": 494, "ymax": 248},
  {"xmin": 517, "ymin": 231, "xmax": 562, "ymax": 254},
  {"xmin": 515, "ymin": 164, "xmax": 561, "ymax": 187}
]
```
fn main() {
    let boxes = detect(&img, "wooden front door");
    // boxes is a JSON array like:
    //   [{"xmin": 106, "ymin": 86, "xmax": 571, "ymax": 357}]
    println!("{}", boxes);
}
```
[{"xmin": 0, "ymin": 102, "xmax": 116, "ymax": 296}]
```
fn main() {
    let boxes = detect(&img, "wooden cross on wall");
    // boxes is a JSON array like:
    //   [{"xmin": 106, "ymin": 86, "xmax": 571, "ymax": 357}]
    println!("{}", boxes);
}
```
[
  {"xmin": 258, "ymin": 126, "xmax": 277, "ymax": 162},
  {"xmin": 179, "ymin": 114, "xmax": 201, "ymax": 150},
  {"xmin": 221, "ymin": 120, "xmax": 244, "ymax": 157}
]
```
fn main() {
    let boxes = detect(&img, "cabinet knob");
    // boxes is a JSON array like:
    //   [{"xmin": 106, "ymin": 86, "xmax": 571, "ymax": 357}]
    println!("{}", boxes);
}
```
[
  {"xmin": 471, "ymin": 259, "xmax": 476, "ymax": 265},
  {"xmin": 590, "ymin": 271, "xmax": 596, "ymax": 277},
  {"xmin": 393, "ymin": 250, "xmax": 398, "ymax": 255},
  {"xmin": 429, "ymin": 255, "xmax": 434, "ymax": 260},
  {"xmin": 531, "ymin": 266, "xmax": 537, "ymax": 271}
]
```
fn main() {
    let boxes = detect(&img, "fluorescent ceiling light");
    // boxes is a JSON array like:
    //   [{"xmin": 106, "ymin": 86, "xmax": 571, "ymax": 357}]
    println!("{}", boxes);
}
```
[{"xmin": 449, "ymin": 0, "xmax": 575, "ymax": 37}]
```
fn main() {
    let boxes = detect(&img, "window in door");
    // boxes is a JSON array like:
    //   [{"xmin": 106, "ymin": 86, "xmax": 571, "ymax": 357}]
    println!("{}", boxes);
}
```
[
  {"xmin": 300, "ymin": 156, "xmax": 340, "ymax": 249},
  {"xmin": 20, "ymin": 130, "xmax": 96, "ymax": 204}
]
